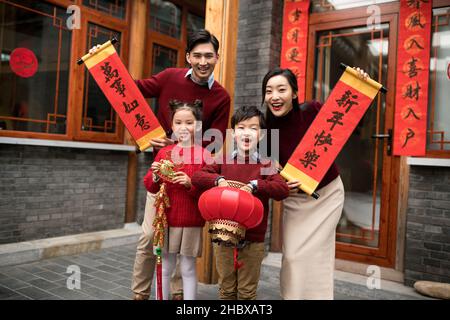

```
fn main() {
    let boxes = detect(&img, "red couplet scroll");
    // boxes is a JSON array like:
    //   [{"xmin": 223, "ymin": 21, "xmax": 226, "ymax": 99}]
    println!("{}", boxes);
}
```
[
  {"xmin": 280, "ymin": 65, "xmax": 385, "ymax": 198},
  {"xmin": 77, "ymin": 39, "xmax": 165, "ymax": 152},
  {"xmin": 280, "ymin": 0, "xmax": 310, "ymax": 102},
  {"xmin": 393, "ymin": 0, "xmax": 432, "ymax": 156}
]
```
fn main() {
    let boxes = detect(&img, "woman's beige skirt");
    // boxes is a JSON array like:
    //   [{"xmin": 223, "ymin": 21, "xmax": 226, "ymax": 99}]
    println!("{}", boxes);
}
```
[
  {"xmin": 280, "ymin": 176, "xmax": 344, "ymax": 300},
  {"xmin": 163, "ymin": 227, "xmax": 203, "ymax": 258}
]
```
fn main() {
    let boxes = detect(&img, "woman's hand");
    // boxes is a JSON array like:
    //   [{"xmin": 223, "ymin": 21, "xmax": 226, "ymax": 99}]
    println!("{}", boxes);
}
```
[
  {"xmin": 150, "ymin": 137, "xmax": 175, "ymax": 150},
  {"xmin": 89, "ymin": 44, "xmax": 101, "ymax": 55},
  {"xmin": 287, "ymin": 180, "xmax": 302, "ymax": 194},
  {"xmin": 172, "ymin": 171, "xmax": 192, "ymax": 188},
  {"xmin": 353, "ymin": 66, "xmax": 370, "ymax": 80}
]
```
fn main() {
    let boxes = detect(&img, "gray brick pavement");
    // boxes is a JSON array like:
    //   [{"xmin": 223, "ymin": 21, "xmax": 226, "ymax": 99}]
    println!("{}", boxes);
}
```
[{"xmin": 0, "ymin": 242, "xmax": 427, "ymax": 300}]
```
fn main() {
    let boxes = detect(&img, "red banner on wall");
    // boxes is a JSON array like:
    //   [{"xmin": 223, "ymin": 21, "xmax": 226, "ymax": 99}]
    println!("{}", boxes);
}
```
[
  {"xmin": 280, "ymin": 0, "xmax": 310, "ymax": 102},
  {"xmin": 78, "ymin": 39, "xmax": 165, "ymax": 152},
  {"xmin": 393, "ymin": 0, "xmax": 432, "ymax": 156},
  {"xmin": 280, "ymin": 66, "xmax": 384, "ymax": 197}
]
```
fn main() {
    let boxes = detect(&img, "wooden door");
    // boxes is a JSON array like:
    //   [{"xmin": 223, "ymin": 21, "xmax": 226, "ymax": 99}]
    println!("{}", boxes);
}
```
[{"xmin": 305, "ymin": 13, "xmax": 399, "ymax": 267}]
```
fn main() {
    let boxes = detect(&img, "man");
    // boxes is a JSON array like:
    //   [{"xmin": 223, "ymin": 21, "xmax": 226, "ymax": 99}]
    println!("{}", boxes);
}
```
[{"xmin": 132, "ymin": 29, "xmax": 230, "ymax": 300}]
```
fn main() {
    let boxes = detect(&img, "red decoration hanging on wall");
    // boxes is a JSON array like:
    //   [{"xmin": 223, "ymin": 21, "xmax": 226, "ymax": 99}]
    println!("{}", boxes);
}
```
[
  {"xmin": 280, "ymin": 0, "xmax": 310, "ymax": 102},
  {"xmin": 393, "ymin": 0, "xmax": 432, "ymax": 156},
  {"xmin": 10, "ymin": 48, "xmax": 38, "ymax": 78}
]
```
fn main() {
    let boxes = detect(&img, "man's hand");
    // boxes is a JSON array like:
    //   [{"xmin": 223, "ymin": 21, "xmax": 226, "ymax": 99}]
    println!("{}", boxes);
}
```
[
  {"xmin": 172, "ymin": 171, "xmax": 192, "ymax": 189},
  {"xmin": 150, "ymin": 138, "xmax": 175, "ymax": 150},
  {"xmin": 89, "ymin": 44, "xmax": 101, "ymax": 55}
]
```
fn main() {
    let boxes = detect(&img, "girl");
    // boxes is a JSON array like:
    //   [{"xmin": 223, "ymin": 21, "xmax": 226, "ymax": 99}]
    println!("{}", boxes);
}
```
[
  {"xmin": 262, "ymin": 67, "xmax": 368, "ymax": 300},
  {"xmin": 143, "ymin": 99, "xmax": 210, "ymax": 300}
]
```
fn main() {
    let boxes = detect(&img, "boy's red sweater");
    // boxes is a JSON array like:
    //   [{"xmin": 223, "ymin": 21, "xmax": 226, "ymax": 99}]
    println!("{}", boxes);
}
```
[
  {"xmin": 144, "ymin": 144, "xmax": 210, "ymax": 227},
  {"xmin": 191, "ymin": 155, "xmax": 289, "ymax": 242}
]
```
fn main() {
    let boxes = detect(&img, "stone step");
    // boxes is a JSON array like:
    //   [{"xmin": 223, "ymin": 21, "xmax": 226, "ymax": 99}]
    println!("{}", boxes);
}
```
[{"xmin": 0, "ymin": 223, "xmax": 141, "ymax": 267}]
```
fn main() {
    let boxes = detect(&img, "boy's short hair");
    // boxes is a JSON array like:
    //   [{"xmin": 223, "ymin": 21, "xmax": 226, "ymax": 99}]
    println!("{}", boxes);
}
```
[
  {"xmin": 231, "ymin": 106, "xmax": 266, "ymax": 129},
  {"xmin": 186, "ymin": 29, "xmax": 219, "ymax": 54}
]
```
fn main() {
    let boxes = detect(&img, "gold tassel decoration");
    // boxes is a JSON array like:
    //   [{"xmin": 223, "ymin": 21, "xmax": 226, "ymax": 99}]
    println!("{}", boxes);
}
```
[{"xmin": 153, "ymin": 182, "xmax": 170, "ymax": 248}]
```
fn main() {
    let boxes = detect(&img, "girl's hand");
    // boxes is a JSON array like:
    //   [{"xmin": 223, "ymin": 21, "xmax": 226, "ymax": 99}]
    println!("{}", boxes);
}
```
[
  {"xmin": 172, "ymin": 171, "xmax": 192, "ymax": 188},
  {"xmin": 150, "ymin": 137, "xmax": 175, "ymax": 150},
  {"xmin": 287, "ymin": 180, "xmax": 302, "ymax": 194},
  {"xmin": 151, "ymin": 161, "xmax": 161, "ymax": 172},
  {"xmin": 353, "ymin": 66, "xmax": 369, "ymax": 80},
  {"xmin": 89, "ymin": 44, "xmax": 101, "ymax": 55}
]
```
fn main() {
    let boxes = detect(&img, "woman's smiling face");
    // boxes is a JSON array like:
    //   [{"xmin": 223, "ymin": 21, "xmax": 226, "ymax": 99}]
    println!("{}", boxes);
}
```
[{"xmin": 264, "ymin": 75, "xmax": 297, "ymax": 117}]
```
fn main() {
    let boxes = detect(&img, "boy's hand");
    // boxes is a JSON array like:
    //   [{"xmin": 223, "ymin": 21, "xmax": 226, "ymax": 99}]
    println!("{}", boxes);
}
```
[
  {"xmin": 150, "ymin": 137, "xmax": 175, "ymax": 150},
  {"xmin": 217, "ymin": 178, "xmax": 229, "ymax": 187},
  {"xmin": 172, "ymin": 171, "xmax": 192, "ymax": 188},
  {"xmin": 240, "ymin": 184, "xmax": 253, "ymax": 193},
  {"xmin": 287, "ymin": 180, "xmax": 302, "ymax": 194},
  {"xmin": 89, "ymin": 44, "xmax": 101, "ymax": 55}
]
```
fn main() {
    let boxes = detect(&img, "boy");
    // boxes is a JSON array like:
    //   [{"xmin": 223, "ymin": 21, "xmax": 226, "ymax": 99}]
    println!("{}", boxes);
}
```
[{"xmin": 192, "ymin": 105, "xmax": 289, "ymax": 300}]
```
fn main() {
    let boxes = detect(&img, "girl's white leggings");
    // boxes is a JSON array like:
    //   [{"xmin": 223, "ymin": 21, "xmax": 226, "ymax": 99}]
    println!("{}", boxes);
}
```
[{"xmin": 161, "ymin": 252, "xmax": 197, "ymax": 300}]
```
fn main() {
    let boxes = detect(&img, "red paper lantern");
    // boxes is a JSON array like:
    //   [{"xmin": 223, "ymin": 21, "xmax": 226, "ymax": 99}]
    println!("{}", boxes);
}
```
[{"xmin": 198, "ymin": 181, "xmax": 264, "ymax": 246}]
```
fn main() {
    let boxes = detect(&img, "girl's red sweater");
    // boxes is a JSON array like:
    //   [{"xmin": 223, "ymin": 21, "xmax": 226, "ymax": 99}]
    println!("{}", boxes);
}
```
[{"xmin": 144, "ymin": 144, "xmax": 210, "ymax": 227}]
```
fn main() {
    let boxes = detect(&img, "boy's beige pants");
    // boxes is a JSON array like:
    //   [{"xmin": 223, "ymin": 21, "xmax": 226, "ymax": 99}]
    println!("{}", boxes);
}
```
[{"xmin": 213, "ymin": 241, "xmax": 266, "ymax": 300}]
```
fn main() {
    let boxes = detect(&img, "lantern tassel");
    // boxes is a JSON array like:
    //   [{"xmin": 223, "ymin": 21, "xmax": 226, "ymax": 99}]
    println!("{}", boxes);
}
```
[
  {"xmin": 233, "ymin": 247, "xmax": 244, "ymax": 270},
  {"xmin": 155, "ymin": 246, "xmax": 163, "ymax": 300}
]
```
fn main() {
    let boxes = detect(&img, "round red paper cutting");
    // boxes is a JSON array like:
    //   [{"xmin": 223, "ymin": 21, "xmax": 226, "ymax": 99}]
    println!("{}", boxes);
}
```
[{"xmin": 9, "ymin": 48, "xmax": 38, "ymax": 78}]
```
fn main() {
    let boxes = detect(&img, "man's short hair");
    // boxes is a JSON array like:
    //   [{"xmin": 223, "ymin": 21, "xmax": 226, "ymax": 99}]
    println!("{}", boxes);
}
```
[
  {"xmin": 231, "ymin": 106, "xmax": 266, "ymax": 129},
  {"xmin": 186, "ymin": 29, "xmax": 219, "ymax": 54}
]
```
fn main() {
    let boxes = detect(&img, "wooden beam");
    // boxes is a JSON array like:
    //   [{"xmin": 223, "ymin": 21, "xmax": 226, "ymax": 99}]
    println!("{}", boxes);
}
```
[
  {"xmin": 125, "ymin": 0, "xmax": 147, "ymax": 146},
  {"xmin": 270, "ymin": 200, "xmax": 283, "ymax": 252}
]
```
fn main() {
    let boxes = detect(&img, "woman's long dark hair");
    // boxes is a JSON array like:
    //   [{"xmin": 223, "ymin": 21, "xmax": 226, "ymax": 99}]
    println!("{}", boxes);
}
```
[{"xmin": 261, "ymin": 68, "xmax": 300, "ymax": 126}]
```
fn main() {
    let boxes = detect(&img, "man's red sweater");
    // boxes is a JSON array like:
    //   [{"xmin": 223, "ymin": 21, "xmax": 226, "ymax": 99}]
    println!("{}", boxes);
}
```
[
  {"xmin": 136, "ymin": 68, "xmax": 231, "ymax": 146},
  {"xmin": 191, "ymin": 155, "xmax": 289, "ymax": 242},
  {"xmin": 144, "ymin": 144, "xmax": 210, "ymax": 227}
]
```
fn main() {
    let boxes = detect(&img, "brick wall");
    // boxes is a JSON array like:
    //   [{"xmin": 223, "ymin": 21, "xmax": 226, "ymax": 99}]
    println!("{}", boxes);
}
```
[
  {"xmin": 0, "ymin": 145, "xmax": 128, "ymax": 244},
  {"xmin": 404, "ymin": 165, "xmax": 450, "ymax": 286},
  {"xmin": 234, "ymin": 0, "xmax": 283, "ymax": 109}
]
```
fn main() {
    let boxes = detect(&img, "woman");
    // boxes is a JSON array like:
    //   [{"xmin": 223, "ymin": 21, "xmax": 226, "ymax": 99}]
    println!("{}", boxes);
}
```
[{"xmin": 262, "ymin": 67, "xmax": 368, "ymax": 300}]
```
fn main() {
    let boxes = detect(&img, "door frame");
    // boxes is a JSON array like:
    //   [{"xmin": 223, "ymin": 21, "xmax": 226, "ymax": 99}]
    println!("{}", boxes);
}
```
[{"xmin": 305, "ymin": 10, "xmax": 400, "ymax": 268}]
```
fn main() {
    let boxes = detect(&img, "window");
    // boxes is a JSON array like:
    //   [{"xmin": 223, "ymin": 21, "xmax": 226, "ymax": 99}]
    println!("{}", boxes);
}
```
[
  {"xmin": 81, "ymin": 24, "xmax": 122, "ymax": 134},
  {"xmin": 149, "ymin": 0, "xmax": 182, "ymax": 39},
  {"xmin": 0, "ymin": 0, "xmax": 206, "ymax": 144},
  {"xmin": 144, "ymin": 0, "xmax": 205, "ymax": 113},
  {"xmin": 0, "ymin": 0, "xmax": 130, "ymax": 143},
  {"xmin": 427, "ymin": 6, "xmax": 450, "ymax": 154},
  {"xmin": 0, "ymin": 0, "xmax": 71, "ymax": 134},
  {"xmin": 82, "ymin": 0, "xmax": 127, "ymax": 19},
  {"xmin": 310, "ymin": 0, "xmax": 397, "ymax": 13}
]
